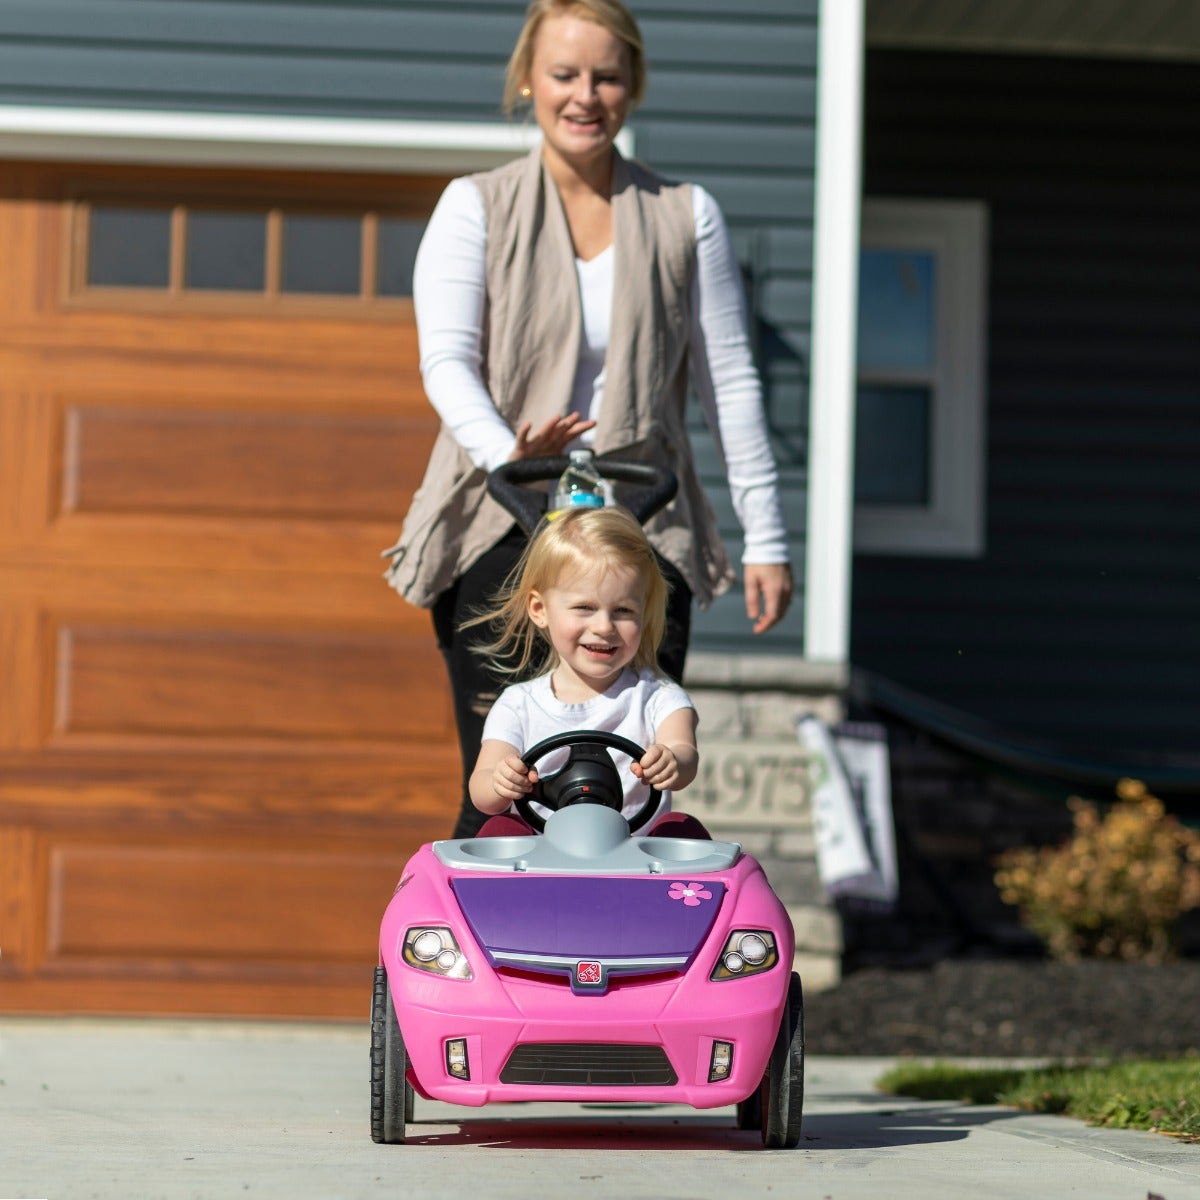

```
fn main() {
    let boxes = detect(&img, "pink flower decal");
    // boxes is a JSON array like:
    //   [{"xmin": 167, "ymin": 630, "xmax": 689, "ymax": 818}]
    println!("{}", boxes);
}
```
[{"xmin": 668, "ymin": 881, "xmax": 713, "ymax": 907}]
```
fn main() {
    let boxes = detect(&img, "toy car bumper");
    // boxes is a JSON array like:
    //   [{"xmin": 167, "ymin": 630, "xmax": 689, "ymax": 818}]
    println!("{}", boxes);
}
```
[{"xmin": 391, "ymin": 971, "xmax": 785, "ymax": 1108}]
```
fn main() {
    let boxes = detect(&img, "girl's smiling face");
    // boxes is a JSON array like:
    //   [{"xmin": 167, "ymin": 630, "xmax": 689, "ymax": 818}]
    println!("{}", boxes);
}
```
[
  {"xmin": 526, "ymin": 13, "xmax": 631, "ymax": 178},
  {"xmin": 528, "ymin": 560, "xmax": 645, "ymax": 701}
]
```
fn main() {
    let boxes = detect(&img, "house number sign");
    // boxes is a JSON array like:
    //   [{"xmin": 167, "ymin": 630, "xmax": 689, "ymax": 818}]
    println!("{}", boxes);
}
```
[{"xmin": 686, "ymin": 739, "xmax": 814, "ymax": 830}]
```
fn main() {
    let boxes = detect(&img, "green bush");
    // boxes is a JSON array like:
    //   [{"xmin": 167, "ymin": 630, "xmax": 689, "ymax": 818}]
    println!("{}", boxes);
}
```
[{"xmin": 994, "ymin": 779, "xmax": 1200, "ymax": 962}]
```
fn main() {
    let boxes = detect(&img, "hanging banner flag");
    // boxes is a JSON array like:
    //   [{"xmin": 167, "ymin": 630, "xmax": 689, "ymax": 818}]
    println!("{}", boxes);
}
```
[{"xmin": 796, "ymin": 715, "xmax": 897, "ymax": 910}]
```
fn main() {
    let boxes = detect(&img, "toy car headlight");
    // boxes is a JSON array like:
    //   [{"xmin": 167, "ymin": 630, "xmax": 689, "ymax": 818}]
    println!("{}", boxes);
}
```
[
  {"xmin": 403, "ymin": 927, "xmax": 472, "ymax": 980},
  {"xmin": 710, "ymin": 930, "xmax": 778, "ymax": 981}
]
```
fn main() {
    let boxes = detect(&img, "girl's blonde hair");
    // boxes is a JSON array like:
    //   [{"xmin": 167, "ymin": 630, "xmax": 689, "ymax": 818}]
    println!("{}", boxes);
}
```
[
  {"xmin": 502, "ymin": 0, "xmax": 647, "ymax": 114},
  {"xmin": 467, "ymin": 505, "xmax": 667, "ymax": 677}
]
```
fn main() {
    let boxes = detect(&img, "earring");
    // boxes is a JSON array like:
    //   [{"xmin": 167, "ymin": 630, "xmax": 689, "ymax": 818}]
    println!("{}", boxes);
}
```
[{"xmin": 520, "ymin": 86, "xmax": 532, "ymax": 98}]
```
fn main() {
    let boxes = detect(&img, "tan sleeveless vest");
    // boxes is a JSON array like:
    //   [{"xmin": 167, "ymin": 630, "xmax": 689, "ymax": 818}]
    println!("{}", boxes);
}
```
[{"xmin": 385, "ymin": 147, "xmax": 734, "ymax": 608}]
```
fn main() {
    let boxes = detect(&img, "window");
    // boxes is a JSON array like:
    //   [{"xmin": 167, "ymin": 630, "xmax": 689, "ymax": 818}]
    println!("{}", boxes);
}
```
[
  {"xmin": 185, "ymin": 210, "xmax": 267, "ymax": 292},
  {"xmin": 854, "ymin": 199, "xmax": 988, "ymax": 556},
  {"xmin": 87, "ymin": 206, "xmax": 173, "ymax": 288},
  {"xmin": 69, "ymin": 191, "xmax": 434, "ymax": 313}
]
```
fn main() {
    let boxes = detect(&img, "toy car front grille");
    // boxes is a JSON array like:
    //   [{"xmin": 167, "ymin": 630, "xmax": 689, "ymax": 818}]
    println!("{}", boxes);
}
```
[
  {"xmin": 496, "ymin": 965, "xmax": 682, "ymax": 990},
  {"xmin": 500, "ymin": 1043, "xmax": 677, "ymax": 1086}
]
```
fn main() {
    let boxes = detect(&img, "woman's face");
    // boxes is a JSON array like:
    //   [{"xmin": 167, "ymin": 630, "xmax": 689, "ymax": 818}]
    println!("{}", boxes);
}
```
[{"xmin": 526, "ymin": 13, "xmax": 631, "ymax": 176}]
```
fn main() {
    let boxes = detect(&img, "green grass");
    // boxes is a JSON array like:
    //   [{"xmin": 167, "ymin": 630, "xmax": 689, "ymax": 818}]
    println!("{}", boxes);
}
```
[{"xmin": 877, "ymin": 1059, "xmax": 1200, "ymax": 1143}]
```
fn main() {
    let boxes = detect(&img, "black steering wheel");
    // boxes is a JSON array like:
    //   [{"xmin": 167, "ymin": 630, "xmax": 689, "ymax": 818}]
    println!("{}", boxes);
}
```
[{"xmin": 515, "ymin": 730, "xmax": 662, "ymax": 834}]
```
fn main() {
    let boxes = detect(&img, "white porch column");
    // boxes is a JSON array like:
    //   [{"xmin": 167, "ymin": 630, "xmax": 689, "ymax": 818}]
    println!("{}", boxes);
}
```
[{"xmin": 805, "ymin": 0, "xmax": 865, "ymax": 665}]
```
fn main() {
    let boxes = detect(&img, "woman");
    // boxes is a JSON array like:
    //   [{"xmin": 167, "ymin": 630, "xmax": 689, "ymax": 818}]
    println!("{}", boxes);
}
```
[{"xmin": 385, "ymin": 0, "xmax": 793, "ymax": 838}]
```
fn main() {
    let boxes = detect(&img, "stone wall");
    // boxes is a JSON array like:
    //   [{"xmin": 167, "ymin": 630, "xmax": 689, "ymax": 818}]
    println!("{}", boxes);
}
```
[{"xmin": 684, "ymin": 659, "xmax": 847, "ymax": 992}]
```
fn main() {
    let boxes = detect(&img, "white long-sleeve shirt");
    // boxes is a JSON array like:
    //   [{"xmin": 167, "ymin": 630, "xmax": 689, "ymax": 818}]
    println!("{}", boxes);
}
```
[{"xmin": 412, "ymin": 176, "xmax": 789, "ymax": 564}]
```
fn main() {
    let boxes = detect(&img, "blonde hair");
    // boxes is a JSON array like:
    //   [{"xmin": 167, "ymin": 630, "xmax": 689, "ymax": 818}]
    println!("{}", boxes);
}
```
[
  {"xmin": 467, "ymin": 506, "xmax": 667, "ymax": 677},
  {"xmin": 503, "ymin": 0, "xmax": 647, "ymax": 114}
]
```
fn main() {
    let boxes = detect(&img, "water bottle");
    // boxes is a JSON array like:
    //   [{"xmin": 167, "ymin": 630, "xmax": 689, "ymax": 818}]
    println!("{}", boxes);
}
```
[{"xmin": 550, "ymin": 448, "xmax": 611, "ymax": 514}]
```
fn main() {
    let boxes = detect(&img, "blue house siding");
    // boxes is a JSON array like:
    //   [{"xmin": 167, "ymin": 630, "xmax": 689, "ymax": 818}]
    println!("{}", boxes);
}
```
[
  {"xmin": 852, "ymin": 49, "xmax": 1200, "ymax": 762},
  {"xmin": 0, "ymin": 0, "xmax": 818, "ymax": 658}
]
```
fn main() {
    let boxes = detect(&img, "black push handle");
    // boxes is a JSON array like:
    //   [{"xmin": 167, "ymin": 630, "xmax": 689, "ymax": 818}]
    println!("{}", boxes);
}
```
[{"xmin": 487, "ymin": 455, "xmax": 678, "ymax": 536}]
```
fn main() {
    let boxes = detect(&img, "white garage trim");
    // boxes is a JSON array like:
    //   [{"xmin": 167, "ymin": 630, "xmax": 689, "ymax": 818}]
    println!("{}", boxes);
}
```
[{"xmin": 0, "ymin": 105, "xmax": 633, "ymax": 172}]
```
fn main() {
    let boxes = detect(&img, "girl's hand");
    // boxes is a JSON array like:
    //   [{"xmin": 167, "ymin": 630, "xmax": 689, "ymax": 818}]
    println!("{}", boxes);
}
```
[
  {"xmin": 743, "ymin": 562, "xmax": 794, "ymax": 634},
  {"xmin": 509, "ymin": 412, "xmax": 597, "ymax": 460},
  {"xmin": 632, "ymin": 743, "xmax": 681, "ymax": 791},
  {"xmin": 470, "ymin": 739, "xmax": 534, "ymax": 814},
  {"xmin": 493, "ymin": 754, "xmax": 538, "ymax": 803},
  {"xmin": 633, "ymin": 710, "xmax": 699, "ymax": 793}
]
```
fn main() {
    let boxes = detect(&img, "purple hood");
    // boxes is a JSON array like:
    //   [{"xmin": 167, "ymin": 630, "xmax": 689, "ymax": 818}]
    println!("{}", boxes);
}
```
[{"xmin": 453, "ymin": 875, "xmax": 726, "ymax": 961}]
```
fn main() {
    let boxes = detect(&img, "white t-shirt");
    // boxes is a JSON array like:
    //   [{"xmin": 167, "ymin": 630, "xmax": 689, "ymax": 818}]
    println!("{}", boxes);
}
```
[
  {"xmin": 412, "ymin": 177, "xmax": 789, "ymax": 565},
  {"xmin": 481, "ymin": 667, "xmax": 695, "ymax": 824}
]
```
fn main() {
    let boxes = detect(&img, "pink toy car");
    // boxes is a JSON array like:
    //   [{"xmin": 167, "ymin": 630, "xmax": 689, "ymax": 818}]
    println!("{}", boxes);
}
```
[{"xmin": 370, "ymin": 728, "xmax": 804, "ymax": 1148}]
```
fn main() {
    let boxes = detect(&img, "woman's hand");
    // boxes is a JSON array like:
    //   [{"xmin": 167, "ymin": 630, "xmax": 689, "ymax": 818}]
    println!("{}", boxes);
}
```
[
  {"xmin": 743, "ymin": 562, "xmax": 794, "ymax": 634},
  {"xmin": 509, "ymin": 412, "xmax": 597, "ymax": 460}
]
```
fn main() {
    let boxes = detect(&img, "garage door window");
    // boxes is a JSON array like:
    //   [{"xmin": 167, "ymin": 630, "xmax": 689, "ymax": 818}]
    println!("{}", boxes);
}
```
[
  {"xmin": 185, "ymin": 211, "xmax": 267, "ymax": 292},
  {"xmin": 87, "ymin": 206, "xmax": 173, "ymax": 289},
  {"xmin": 73, "ymin": 199, "xmax": 426, "ymax": 308}
]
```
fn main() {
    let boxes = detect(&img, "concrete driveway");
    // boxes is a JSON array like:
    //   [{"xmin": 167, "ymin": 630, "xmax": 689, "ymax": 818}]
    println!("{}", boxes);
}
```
[{"xmin": 2, "ymin": 1018, "xmax": 1199, "ymax": 1199}]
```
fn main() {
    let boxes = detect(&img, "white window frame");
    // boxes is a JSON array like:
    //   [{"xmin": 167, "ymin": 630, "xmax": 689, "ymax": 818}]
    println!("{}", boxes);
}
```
[{"xmin": 854, "ymin": 198, "xmax": 988, "ymax": 556}]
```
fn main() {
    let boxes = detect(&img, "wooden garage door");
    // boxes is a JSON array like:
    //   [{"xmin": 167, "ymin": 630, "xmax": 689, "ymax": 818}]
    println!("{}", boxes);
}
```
[{"xmin": 0, "ymin": 161, "xmax": 457, "ymax": 1017}]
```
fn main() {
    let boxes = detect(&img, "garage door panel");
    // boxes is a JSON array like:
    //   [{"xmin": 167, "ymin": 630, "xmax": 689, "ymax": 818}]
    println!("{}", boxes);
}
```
[
  {"xmin": 4, "ymin": 385, "xmax": 437, "ymax": 572},
  {"xmin": 0, "ymin": 393, "xmax": 429, "ymax": 579},
  {"xmin": 61, "ymin": 402, "xmax": 427, "ymax": 521},
  {"xmin": 46, "ymin": 841, "xmax": 406, "ymax": 964},
  {"xmin": 52, "ymin": 620, "xmax": 452, "ymax": 747}
]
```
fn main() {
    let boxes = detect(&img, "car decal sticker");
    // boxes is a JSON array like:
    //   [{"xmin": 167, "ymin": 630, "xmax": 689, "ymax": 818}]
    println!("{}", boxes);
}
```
[{"xmin": 667, "ymin": 881, "xmax": 713, "ymax": 907}]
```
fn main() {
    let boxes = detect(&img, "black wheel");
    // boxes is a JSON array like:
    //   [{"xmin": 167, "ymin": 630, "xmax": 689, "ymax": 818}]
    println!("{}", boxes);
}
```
[
  {"xmin": 370, "ymin": 966, "xmax": 412, "ymax": 1143},
  {"xmin": 761, "ymin": 971, "xmax": 804, "ymax": 1148}
]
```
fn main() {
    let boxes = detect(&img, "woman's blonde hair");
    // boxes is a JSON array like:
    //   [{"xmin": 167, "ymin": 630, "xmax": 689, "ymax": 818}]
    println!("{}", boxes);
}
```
[
  {"xmin": 467, "ymin": 505, "xmax": 668, "ymax": 677},
  {"xmin": 503, "ymin": 0, "xmax": 647, "ymax": 114}
]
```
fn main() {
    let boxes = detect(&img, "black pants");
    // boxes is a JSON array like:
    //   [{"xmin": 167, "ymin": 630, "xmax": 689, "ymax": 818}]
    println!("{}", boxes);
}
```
[{"xmin": 432, "ymin": 528, "xmax": 692, "ymax": 839}]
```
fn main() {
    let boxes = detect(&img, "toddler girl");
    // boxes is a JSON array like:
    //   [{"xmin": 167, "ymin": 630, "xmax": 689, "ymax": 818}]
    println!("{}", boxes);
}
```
[{"xmin": 466, "ymin": 506, "xmax": 709, "ymax": 839}]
